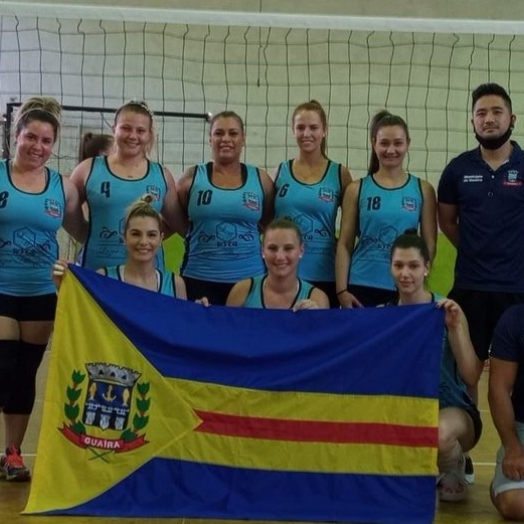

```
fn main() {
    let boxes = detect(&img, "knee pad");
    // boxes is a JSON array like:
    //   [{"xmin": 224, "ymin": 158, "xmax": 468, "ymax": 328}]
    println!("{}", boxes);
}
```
[
  {"xmin": 3, "ymin": 342, "xmax": 47, "ymax": 415},
  {"xmin": 0, "ymin": 340, "xmax": 19, "ymax": 408}
]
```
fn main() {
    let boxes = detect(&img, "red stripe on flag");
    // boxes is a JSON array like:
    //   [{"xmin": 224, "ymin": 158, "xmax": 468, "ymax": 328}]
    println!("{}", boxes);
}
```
[{"xmin": 194, "ymin": 410, "xmax": 437, "ymax": 447}]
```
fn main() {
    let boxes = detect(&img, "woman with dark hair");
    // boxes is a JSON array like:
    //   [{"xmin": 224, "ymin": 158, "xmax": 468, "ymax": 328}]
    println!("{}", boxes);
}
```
[
  {"xmin": 388, "ymin": 231, "xmax": 482, "ymax": 502},
  {"xmin": 177, "ymin": 111, "xmax": 274, "ymax": 305},
  {"xmin": 78, "ymin": 132, "xmax": 114, "ymax": 162},
  {"xmin": 336, "ymin": 110, "xmax": 437, "ymax": 307}
]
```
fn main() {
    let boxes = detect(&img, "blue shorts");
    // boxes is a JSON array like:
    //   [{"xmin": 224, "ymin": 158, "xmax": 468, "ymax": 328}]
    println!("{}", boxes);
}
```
[{"xmin": 492, "ymin": 421, "xmax": 524, "ymax": 496}]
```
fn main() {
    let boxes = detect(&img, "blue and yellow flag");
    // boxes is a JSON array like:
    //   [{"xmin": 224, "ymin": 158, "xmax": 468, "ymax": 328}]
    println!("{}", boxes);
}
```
[{"xmin": 25, "ymin": 265, "xmax": 443, "ymax": 524}]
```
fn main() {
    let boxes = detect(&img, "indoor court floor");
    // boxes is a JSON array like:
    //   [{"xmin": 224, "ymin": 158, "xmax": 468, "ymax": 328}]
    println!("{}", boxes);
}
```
[{"xmin": 0, "ymin": 352, "xmax": 505, "ymax": 524}]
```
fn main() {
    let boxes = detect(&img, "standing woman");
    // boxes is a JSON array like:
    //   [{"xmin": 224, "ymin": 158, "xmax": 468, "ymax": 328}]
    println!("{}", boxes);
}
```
[
  {"xmin": 0, "ymin": 97, "xmax": 83, "ymax": 480},
  {"xmin": 336, "ymin": 110, "xmax": 437, "ymax": 307},
  {"xmin": 388, "ymin": 232, "xmax": 482, "ymax": 501},
  {"xmin": 178, "ymin": 111, "xmax": 274, "ymax": 305},
  {"xmin": 70, "ymin": 100, "xmax": 182, "ymax": 270},
  {"xmin": 274, "ymin": 100, "xmax": 352, "ymax": 307},
  {"xmin": 226, "ymin": 218, "xmax": 329, "ymax": 310}
]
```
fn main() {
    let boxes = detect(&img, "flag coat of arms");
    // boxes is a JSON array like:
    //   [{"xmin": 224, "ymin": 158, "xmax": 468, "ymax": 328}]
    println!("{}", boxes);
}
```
[{"xmin": 25, "ymin": 265, "xmax": 443, "ymax": 524}]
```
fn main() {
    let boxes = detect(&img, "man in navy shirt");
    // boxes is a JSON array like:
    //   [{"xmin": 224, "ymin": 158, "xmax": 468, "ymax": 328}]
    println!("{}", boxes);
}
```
[
  {"xmin": 438, "ymin": 83, "xmax": 524, "ymax": 484},
  {"xmin": 489, "ymin": 304, "xmax": 524, "ymax": 520}
]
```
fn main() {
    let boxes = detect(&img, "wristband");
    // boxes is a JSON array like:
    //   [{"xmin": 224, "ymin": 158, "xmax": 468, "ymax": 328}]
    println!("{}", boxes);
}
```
[{"xmin": 336, "ymin": 289, "xmax": 348, "ymax": 297}]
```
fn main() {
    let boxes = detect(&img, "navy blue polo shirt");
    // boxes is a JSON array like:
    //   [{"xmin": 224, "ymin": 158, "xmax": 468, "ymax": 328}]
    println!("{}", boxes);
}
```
[
  {"xmin": 438, "ymin": 142, "xmax": 524, "ymax": 292},
  {"xmin": 491, "ymin": 304, "xmax": 524, "ymax": 423}
]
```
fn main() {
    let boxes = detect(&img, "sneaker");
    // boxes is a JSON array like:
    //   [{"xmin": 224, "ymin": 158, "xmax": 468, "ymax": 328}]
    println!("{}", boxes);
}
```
[
  {"xmin": 0, "ymin": 446, "xmax": 30, "ymax": 482},
  {"xmin": 464, "ymin": 455, "xmax": 475, "ymax": 484},
  {"xmin": 437, "ymin": 456, "xmax": 468, "ymax": 502}
]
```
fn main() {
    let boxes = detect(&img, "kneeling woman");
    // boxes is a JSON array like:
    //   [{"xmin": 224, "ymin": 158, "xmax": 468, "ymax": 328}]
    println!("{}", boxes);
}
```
[
  {"xmin": 389, "ymin": 232, "xmax": 482, "ymax": 502},
  {"xmin": 54, "ymin": 196, "xmax": 187, "ymax": 298},
  {"xmin": 226, "ymin": 218, "xmax": 329, "ymax": 310}
]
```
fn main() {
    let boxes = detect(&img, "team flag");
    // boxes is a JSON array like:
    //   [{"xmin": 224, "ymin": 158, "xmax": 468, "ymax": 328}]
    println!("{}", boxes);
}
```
[{"xmin": 25, "ymin": 265, "xmax": 443, "ymax": 524}]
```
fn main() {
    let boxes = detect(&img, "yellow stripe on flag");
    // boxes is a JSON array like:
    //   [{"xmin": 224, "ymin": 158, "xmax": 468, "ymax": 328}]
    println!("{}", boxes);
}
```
[
  {"xmin": 170, "ymin": 378, "xmax": 438, "ymax": 427},
  {"xmin": 164, "ymin": 431, "xmax": 438, "ymax": 475}
]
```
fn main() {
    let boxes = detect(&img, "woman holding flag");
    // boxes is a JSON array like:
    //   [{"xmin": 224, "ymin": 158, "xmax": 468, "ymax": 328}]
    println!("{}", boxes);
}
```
[
  {"xmin": 226, "ymin": 218, "xmax": 329, "ymax": 310},
  {"xmin": 388, "ymin": 230, "xmax": 482, "ymax": 502},
  {"xmin": 54, "ymin": 195, "xmax": 187, "ymax": 298}
]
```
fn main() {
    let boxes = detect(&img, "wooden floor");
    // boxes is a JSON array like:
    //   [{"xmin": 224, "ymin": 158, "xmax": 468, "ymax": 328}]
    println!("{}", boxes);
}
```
[{"xmin": 0, "ymin": 353, "xmax": 505, "ymax": 524}]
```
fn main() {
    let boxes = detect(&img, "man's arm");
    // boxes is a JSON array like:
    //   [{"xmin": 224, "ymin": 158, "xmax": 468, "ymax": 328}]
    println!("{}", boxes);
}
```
[{"xmin": 489, "ymin": 357, "xmax": 524, "ymax": 481}]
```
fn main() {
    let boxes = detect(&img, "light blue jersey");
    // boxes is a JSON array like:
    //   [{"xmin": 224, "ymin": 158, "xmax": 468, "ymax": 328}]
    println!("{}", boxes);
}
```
[
  {"xmin": 81, "ymin": 156, "xmax": 167, "ymax": 270},
  {"xmin": 181, "ymin": 162, "xmax": 265, "ymax": 283},
  {"xmin": 350, "ymin": 173, "xmax": 423, "ymax": 290},
  {"xmin": 433, "ymin": 295, "xmax": 477, "ymax": 415},
  {"xmin": 274, "ymin": 160, "xmax": 342, "ymax": 281},
  {"xmin": 102, "ymin": 265, "xmax": 177, "ymax": 297},
  {"xmin": 0, "ymin": 160, "xmax": 65, "ymax": 296},
  {"xmin": 388, "ymin": 294, "xmax": 477, "ymax": 416},
  {"xmin": 243, "ymin": 275, "xmax": 314, "ymax": 308}
]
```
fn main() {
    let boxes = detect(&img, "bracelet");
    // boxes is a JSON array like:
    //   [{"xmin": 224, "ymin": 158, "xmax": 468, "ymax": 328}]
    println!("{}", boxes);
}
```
[{"xmin": 336, "ymin": 289, "xmax": 348, "ymax": 296}]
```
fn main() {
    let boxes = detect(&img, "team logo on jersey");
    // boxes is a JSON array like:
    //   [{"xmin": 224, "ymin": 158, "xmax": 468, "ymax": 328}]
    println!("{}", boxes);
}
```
[
  {"xmin": 146, "ymin": 185, "xmax": 161, "ymax": 201},
  {"xmin": 60, "ymin": 363, "xmax": 150, "ymax": 459},
  {"xmin": 318, "ymin": 187, "xmax": 335, "ymax": 203},
  {"xmin": 504, "ymin": 170, "xmax": 523, "ymax": 186},
  {"xmin": 295, "ymin": 214, "xmax": 313, "ymax": 235},
  {"xmin": 401, "ymin": 197, "xmax": 417, "ymax": 212},
  {"xmin": 216, "ymin": 222, "xmax": 238, "ymax": 245},
  {"xmin": 242, "ymin": 192, "xmax": 261, "ymax": 211},
  {"xmin": 44, "ymin": 198, "xmax": 63, "ymax": 218}
]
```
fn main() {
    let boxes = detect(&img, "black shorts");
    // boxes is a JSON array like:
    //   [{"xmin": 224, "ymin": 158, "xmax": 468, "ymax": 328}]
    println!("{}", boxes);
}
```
[
  {"xmin": 0, "ymin": 292, "xmax": 58, "ymax": 322},
  {"xmin": 466, "ymin": 406, "xmax": 483, "ymax": 448},
  {"xmin": 348, "ymin": 284, "xmax": 398, "ymax": 307},
  {"xmin": 308, "ymin": 280, "xmax": 339, "ymax": 309},
  {"xmin": 183, "ymin": 277, "xmax": 235, "ymax": 306},
  {"xmin": 448, "ymin": 288, "xmax": 524, "ymax": 360}
]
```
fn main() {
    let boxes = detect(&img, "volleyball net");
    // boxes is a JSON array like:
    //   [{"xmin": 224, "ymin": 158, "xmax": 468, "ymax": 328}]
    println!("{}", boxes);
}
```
[{"xmin": 1, "ymin": 7, "xmax": 523, "ymax": 188}]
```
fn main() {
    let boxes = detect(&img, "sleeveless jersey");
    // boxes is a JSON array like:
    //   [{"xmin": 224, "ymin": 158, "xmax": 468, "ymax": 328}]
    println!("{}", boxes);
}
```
[
  {"xmin": 243, "ymin": 275, "xmax": 314, "ymax": 309},
  {"xmin": 181, "ymin": 162, "xmax": 265, "ymax": 283},
  {"xmin": 387, "ymin": 294, "xmax": 478, "ymax": 415},
  {"xmin": 81, "ymin": 156, "xmax": 167, "ymax": 270},
  {"xmin": 0, "ymin": 160, "xmax": 65, "ymax": 296},
  {"xmin": 103, "ymin": 265, "xmax": 177, "ymax": 297},
  {"xmin": 274, "ymin": 159, "xmax": 342, "ymax": 281},
  {"xmin": 350, "ymin": 173, "xmax": 423, "ymax": 290},
  {"xmin": 432, "ymin": 294, "xmax": 478, "ymax": 415}
]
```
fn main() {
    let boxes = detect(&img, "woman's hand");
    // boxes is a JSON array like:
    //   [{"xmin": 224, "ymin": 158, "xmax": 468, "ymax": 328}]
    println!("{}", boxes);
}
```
[
  {"xmin": 338, "ymin": 290, "xmax": 363, "ymax": 309},
  {"xmin": 195, "ymin": 296, "xmax": 210, "ymax": 307},
  {"xmin": 292, "ymin": 299, "xmax": 320, "ymax": 312},
  {"xmin": 436, "ymin": 298, "xmax": 463, "ymax": 330},
  {"xmin": 52, "ymin": 260, "xmax": 69, "ymax": 289}
]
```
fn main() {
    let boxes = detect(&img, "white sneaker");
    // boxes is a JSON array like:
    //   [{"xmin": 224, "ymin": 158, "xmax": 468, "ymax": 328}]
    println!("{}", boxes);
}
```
[{"xmin": 437, "ymin": 455, "xmax": 468, "ymax": 502}]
